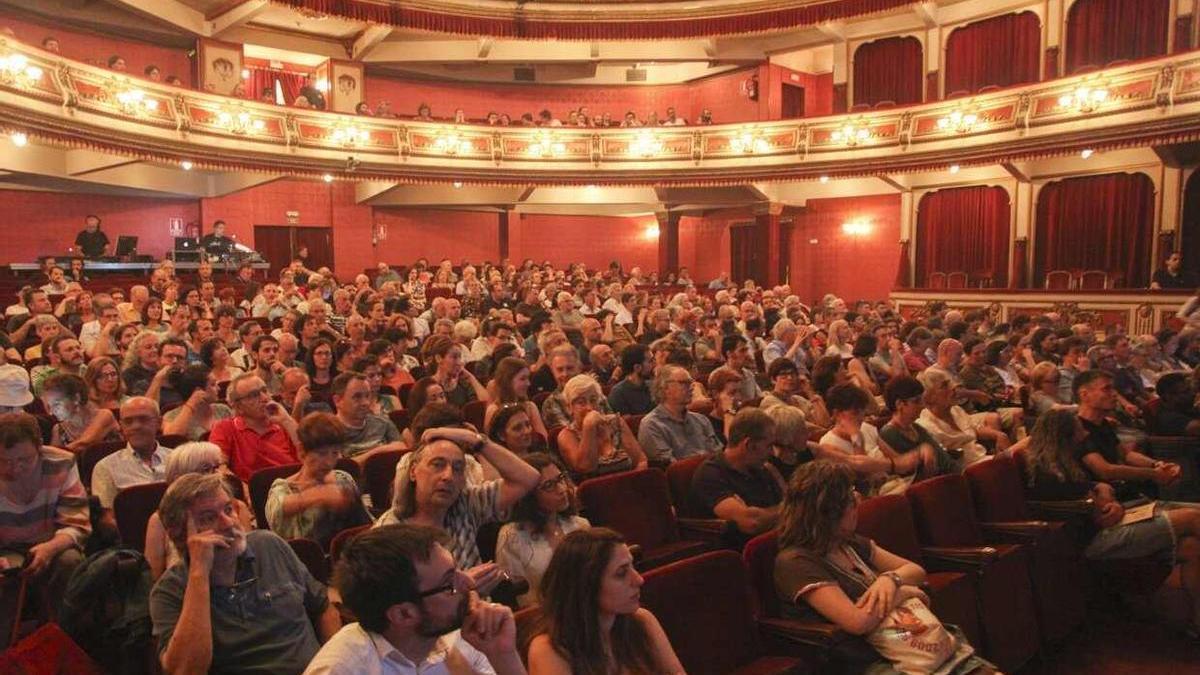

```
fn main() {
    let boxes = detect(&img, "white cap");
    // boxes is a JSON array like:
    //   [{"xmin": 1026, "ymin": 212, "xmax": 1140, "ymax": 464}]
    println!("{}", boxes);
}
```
[{"xmin": 0, "ymin": 365, "xmax": 34, "ymax": 408}]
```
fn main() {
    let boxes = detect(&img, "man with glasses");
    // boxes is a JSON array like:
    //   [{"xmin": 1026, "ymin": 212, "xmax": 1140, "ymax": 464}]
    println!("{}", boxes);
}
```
[
  {"xmin": 305, "ymin": 523, "xmax": 524, "ymax": 675},
  {"xmin": 210, "ymin": 373, "xmax": 300, "ymax": 482},
  {"xmin": 91, "ymin": 397, "xmax": 173, "ymax": 510},
  {"xmin": 145, "ymin": 337, "xmax": 189, "ymax": 409},
  {"xmin": 152, "ymin": 472, "xmax": 339, "ymax": 674},
  {"xmin": 636, "ymin": 364, "xmax": 721, "ymax": 464}
]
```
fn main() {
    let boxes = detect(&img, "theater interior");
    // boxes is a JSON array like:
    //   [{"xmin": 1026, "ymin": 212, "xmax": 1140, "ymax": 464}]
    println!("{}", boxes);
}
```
[{"xmin": 2, "ymin": 0, "xmax": 1200, "ymax": 672}]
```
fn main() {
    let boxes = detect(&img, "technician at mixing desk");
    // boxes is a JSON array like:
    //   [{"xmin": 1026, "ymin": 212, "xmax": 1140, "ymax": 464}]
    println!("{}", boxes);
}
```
[{"xmin": 199, "ymin": 220, "xmax": 235, "ymax": 256}]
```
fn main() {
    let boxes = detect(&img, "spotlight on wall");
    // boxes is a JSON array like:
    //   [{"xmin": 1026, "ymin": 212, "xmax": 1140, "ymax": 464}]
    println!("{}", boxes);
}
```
[
  {"xmin": 180, "ymin": 160, "xmax": 193, "ymax": 171},
  {"xmin": 453, "ymin": 181, "xmax": 463, "ymax": 188},
  {"xmin": 322, "ymin": 173, "xmax": 334, "ymax": 183},
  {"xmin": 948, "ymin": 164, "xmax": 961, "ymax": 174},
  {"xmin": 819, "ymin": 175, "xmax": 830, "ymax": 184},
  {"xmin": 9, "ymin": 131, "xmax": 28, "ymax": 147},
  {"xmin": 644, "ymin": 224, "xmax": 661, "ymax": 240},
  {"xmin": 1080, "ymin": 148, "xmax": 1094, "ymax": 159},
  {"xmin": 241, "ymin": 68, "xmax": 250, "ymax": 79},
  {"xmin": 841, "ymin": 219, "xmax": 872, "ymax": 236}
]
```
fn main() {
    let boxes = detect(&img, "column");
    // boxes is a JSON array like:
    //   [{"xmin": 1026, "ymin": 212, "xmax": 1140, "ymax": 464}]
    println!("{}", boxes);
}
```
[
  {"xmin": 657, "ymin": 211, "xmax": 680, "ymax": 276},
  {"xmin": 498, "ymin": 209, "xmax": 510, "ymax": 260},
  {"xmin": 833, "ymin": 42, "xmax": 849, "ymax": 113},
  {"xmin": 755, "ymin": 203, "xmax": 783, "ymax": 287},
  {"xmin": 1044, "ymin": 0, "xmax": 1064, "ymax": 79},
  {"xmin": 1012, "ymin": 181, "xmax": 1035, "ymax": 288},
  {"xmin": 925, "ymin": 28, "xmax": 941, "ymax": 102}
]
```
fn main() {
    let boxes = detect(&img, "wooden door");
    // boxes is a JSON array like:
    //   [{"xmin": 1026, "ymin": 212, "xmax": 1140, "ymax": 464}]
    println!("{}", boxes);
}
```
[
  {"xmin": 294, "ymin": 227, "xmax": 334, "ymax": 272},
  {"xmin": 781, "ymin": 83, "xmax": 806, "ymax": 119},
  {"xmin": 253, "ymin": 225, "xmax": 293, "ymax": 278}
]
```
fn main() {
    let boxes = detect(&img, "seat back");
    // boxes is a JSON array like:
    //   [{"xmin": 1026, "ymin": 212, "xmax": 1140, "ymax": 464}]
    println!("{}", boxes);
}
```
[
  {"xmin": 78, "ymin": 440, "xmax": 127, "ymax": 490},
  {"xmin": 964, "ymin": 454, "xmax": 1029, "ymax": 522},
  {"xmin": 946, "ymin": 271, "xmax": 968, "ymax": 289},
  {"xmin": 363, "ymin": 450, "xmax": 406, "ymax": 511},
  {"xmin": 1044, "ymin": 270, "xmax": 1072, "ymax": 290},
  {"xmin": 288, "ymin": 538, "xmax": 330, "ymax": 583},
  {"xmin": 387, "ymin": 409, "xmax": 410, "ymax": 433},
  {"xmin": 329, "ymin": 523, "xmax": 372, "ymax": 563},
  {"xmin": 927, "ymin": 272, "xmax": 947, "ymax": 289},
  {"xmin": 741, "ymin": 530, "xmax": 781, "ymax": 618},
  {"xmin": 463, "ymin": 400, "xmax": 488, "ymax": 431},
  {"xmin": 640, "ymin": 550, "xmax": 763, "ymax": 675},
  {"xmin": 113, "ymin": 481, "xmax": 168, "ymax": 553},
  {"xmin": 855, "ymin": 494, "xmax": 925, "ymax": 563},
  {"xmin": 665, "ymin": 455, "xmax": 708, "ymax": 517},
  {"xmin": 1079, "ymin": 270, "xmax": 1108, "ymax": 290},
  {"xmin": 156, "ymin": 434, "xmax": 189, "ymax": 449},
  {"xmin": 577, "ymin": 469, "xmax": 680, "ymax": 549},
  {"xmin": 334, "ymin": 458, "xmax": 362, "ymax": 486},
  {"xmin": 622, "ymin": 414, "xmax": 646, "ymax": 436},
  {"xmin": 249, "ymin": 463, "xmax": 302, "ymax": 529},
  {"xmin": 905, "ymin": 474, "xmax": 983, "ymax": 546}
]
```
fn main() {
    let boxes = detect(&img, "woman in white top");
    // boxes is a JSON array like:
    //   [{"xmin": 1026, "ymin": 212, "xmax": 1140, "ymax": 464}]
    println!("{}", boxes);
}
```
[
  {"xmin": 816, "ymin": 383, "xmax": 917, "ymax": 495},
  {"xmin": 495, "ymin": 453, "xmax": 589, "ymax": 607},
  {"xmin": 824, "ymin": 319, "xmax": 854, "ymax": 360},
  {"xmin": 915, "ymin": 369, "xmax": 1003, "ymax": 467}
]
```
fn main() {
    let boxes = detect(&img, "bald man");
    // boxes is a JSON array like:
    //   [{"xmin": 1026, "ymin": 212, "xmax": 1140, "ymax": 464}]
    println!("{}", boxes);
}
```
[{"xmin": 91, "ymin": 396, "xmax": 172, "ymax": 509}]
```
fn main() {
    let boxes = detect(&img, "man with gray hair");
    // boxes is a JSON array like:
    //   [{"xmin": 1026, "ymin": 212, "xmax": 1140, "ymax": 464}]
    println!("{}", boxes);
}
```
[
  {"xmin": 151, "ymin": 472, "xmax": 339, "ymax": 674},
  {"xmin": 91, "ymin": 396, "xmax": 172, "ymax": 509},
  {"xmin": 636, "ymin": 364, "xmax": 722, "ymax": 464},
  {"xmin": 762, "ymin": 318, "xmax": 812, "ymax": 376}
]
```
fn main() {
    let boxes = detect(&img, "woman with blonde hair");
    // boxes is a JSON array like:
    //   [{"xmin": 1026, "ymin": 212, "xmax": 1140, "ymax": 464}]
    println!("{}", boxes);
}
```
[
  {"xmin": 1028, "ymin": 360, "xmax": 1070, "ymax": 415},
  {"xmin": 84, "ymin": 355, "xmax": 125, "ymax": 412},
  {"xmin": 825, "ymin": 319, "xmax": 854, "ymax": 360}
]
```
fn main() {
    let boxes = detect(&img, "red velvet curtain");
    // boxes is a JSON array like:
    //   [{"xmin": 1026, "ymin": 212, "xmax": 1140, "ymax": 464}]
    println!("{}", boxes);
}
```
[
  {"xmin": 1180, "ymin": 172, "xmax": 1200, "ymax": 274},
  {"xmin": 1034, "ymin": 173, "xmax": 1154, "ymax": 288},
  {"xmin": 1065, "ymin": 0, "xmax": 1170, "ymax": 73},
  {"xmin": 852, "ymin": 36, "xmax": 923, "ymax": 106},
  {"xmin": 915, "ymin": 186, "xmax": 1011, "ymax": 288},
  {"xmin": 277, "ymin": 72, "xmax": 306, "ymax": 106},
  {"xmin": 944, "ymin": 12, "xmax": 1041, "ymax": 95},
  {"xmin": 246, "ymin": 67, "xmax": 277, "ymax": 103}
]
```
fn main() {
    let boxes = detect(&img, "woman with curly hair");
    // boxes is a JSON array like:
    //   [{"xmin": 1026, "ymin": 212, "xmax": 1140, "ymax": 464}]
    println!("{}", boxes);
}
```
[{"xmin": 527, "ymin": 527, "xmax": 683, "ymax": 674}]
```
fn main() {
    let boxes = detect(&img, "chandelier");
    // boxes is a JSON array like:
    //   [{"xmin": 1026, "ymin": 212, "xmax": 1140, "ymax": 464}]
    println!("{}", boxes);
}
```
[
  {"xmin": 115, "ymin": 88, "xmax": 158, "ymax": 115},
  {"xmin": 215, "ymin": 108, "xmax": 265, "ymax": 134},
  {"xmin": 527, "ymin": 131, "xmax": 566, "ymax": 158},
  {"xmin": 729, "ymin": 128, "xmax": 771, "ymax": 154},
  {"xmin": 831, "ymin": 122, "xmax": 869, "ymax": 146},
  {"xmin": 433, "ymin": 129, "xmax": 473, "ymax": 154},
  {"xmin": 0, "ymin": 52, "xmax": 42, "ymax": 87},
  {"xmin": 1058, "ymin": 85, "xmax": 1108, "ymax": 113},
  {"xmin": 329, "ymin": 123, "xmax": 370, "ymax": 146},
  {"xmin": 936, "ymin": 108, "xmax": 978, "ymax": 133},
  {"xmin": 629, "ymin": 129, "xmax": 664, "ymax": 157}
]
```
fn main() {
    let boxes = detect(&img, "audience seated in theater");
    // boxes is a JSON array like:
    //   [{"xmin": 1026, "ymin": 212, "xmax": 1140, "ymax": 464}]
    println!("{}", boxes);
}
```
[
  {"xmin": 305, "ymin": 523, "xmax": 525, "ymax": 675},
  {"xmin": 1151, "ymin": 251, "xmax": 1199, "ymax": 290},
  {"xmin": 210, "ymin": 373, "xmax": 301, "ymax": 482},
  {"xmin": 349, "ymin": 355, "xmax": 402, "ymax": 415},
  {"xmin": 144, "ymin": 442, "xmax": 253, "ymax": 580},
  {"xmin": 689, "ymin": 408, "xmax": 784, "ymax": 550},
  {"xmin": 528, "ymin": 527, "xmax": 683, "ymax": 672},
  {"xmin": 375, "ymin": 424, "xmax": 538, "ymax": 589},
  {"xmin": 495, "ymin": 453, "xmax": 590, "ymax": 608},
  {"xmin": 1025, "ymin": 408, "xmax": 1200, "ymax": 634},
  {"xmin": 488, "ymin": 400, "xmax": 542, "ymax": 456},
  {"xmin": 265, "ymin": 413, "xmax": 370, "ymax": 547},
  {"xmin": 606, "ymin": 344, "xmax": 654, "ymax": 416},
  {"xmin": 330, "ymin": 371, "xmax": 403, "ymax": 462},
  {"xmin": 539, "ymin": 345, "xmax": 593, "ymax": 428},
  {"xmin": 915, "ymin": 368, "xmax": 1005, "ymax": 464},
  {"xmin": 878, "ymin": 376, "xmax": 962, "ymax": 481},
  {"xmin": 160, "ymin": 364, "xmax": 232, "ymax": 441},
  {"xmin": 424, "ymin": 335, "xmax": 489, "ymax": 410},
  {"xmin": 484, "ymin": 356, "xmax": 549, "ymax": 440},
  {"xmin": 0, "ymin": 413, "xmax": 90, "ymax": 641},
  {"xmin": 150, "ymin": 472, "xmax": 340, "ymax": 674},
  {"xmin": 1075, "ymin": 369, "xmax": 1188, "ymax": 501},
  {"xmin": 774, "ymin": 461, "xmax": 994, "ymax": 674},
  {"xmin": 764, "ymin": 404, "xmax": 811, "ymax": 481},
  {"xmin": 818, "ymin": 384, "xmax": 916, "ymax": 494},
  {"xmin": 40, "ymin": 373, "xmax": 120, "ymax": 453},
  {"xmin": 399, "ymin": 377, "xmax": 447, "ymax": 447},
  {"xmin": 31, "ymin": 334, "xmax": 86, "ymax": 397},
  {"xmin": 636, "ymin": 364, "xmax": 722, "ymax": 464},
  {"xmin": 556, "ymin": 374, "xmax": 646, "ymax": 479},
  {"xmin": 91, "ymin": 396, "xmax": 170, "ymax": 511},
  {"xmin": 82, "ymin": 355, "xmax": 123, "ymax": 413}
]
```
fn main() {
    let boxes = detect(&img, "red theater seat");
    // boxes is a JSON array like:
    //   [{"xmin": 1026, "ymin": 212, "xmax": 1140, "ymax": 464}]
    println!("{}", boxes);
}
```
[{"xmin": 113, "ymin": 481, "xmax": 168, "ymax": 553}]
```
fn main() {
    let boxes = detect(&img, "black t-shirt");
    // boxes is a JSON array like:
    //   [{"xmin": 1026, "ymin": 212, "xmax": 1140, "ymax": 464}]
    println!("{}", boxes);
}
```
[
  {"xmin": 1152, "ymin": 269, "xmax": 1198, "ymax": 290},
  {"xmin": 200, "ymin": 234, "xmax": 233, "ymax": 255},
  {"xmin": 690, "ymin": 453, "xmax": 782, "ymax": 550},
  {"xmin": 1079, "ymin": 416, "xmax": 1145, "ymax": 501},
  {"xmin": 528, "ymin": 364, "xmax": 557, "ymax": 399},
  {"xmin": 74, "ymin": 229, "xmax": 109, "ymax": 257},
  {"xmin": 1154, "ymin": 408, "xmax": 1199, "ymax": 436}
]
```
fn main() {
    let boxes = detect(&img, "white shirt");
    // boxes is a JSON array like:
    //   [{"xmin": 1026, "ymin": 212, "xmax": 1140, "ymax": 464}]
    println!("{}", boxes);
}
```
[
  {"xmin": 90, "ymin": 443, "xmax": 172, "ymax": 508},
  {"xmin": 303, "ymin": 624, "xmax": 495, "ymax": 675},
  {"xmin": 601, "ymin": 298, "xmax": 632, "ymax": 325},
  {"xmin": 78, "ymin": 319, "xmax": 102, "ymax": 354},
  {"xmin": 495, "ymin": 516, "xmax": 590, "ymax": 607}
]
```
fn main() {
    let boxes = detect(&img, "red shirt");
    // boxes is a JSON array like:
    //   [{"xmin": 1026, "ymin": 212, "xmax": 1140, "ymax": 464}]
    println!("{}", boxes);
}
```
[{"xmin": 209, "ymin": 416, "xmax": 299, "ymax": 482}]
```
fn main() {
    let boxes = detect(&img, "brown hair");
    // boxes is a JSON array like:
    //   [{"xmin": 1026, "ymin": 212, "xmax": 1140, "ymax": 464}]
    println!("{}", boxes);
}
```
[
  {"xmin": 492, "ymin": 356, "xmax": 530, "ymax": 404},
  {"xmin": 777, "ymin": 460, "xmax": 857, "ymax": 556},
  {"xmin": 297, "ymin": 412, "xmax": 347, "ymax": 453},
  {"xmin": 0, "ymin": 412, "xmax": 41, "ymax": 449},
  {"xmin": 533, "ymin": 528, "xmax": 659, "ymax": 675}
]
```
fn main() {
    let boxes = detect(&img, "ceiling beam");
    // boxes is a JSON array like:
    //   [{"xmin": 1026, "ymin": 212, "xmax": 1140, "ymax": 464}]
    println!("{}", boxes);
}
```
[
  {"xmin": 912, "ymin": 1, "xmax": 939, "ymax": 29},
  {"xmin": 814, "ymin": 21, "xmax": 846, "ymax": 42},
  {"xmin": 355, "ymin": 180, "xmax": 402, "ymax": 203},
  {"xmin": 64, "ymin": 149, "xmax": 139, "ymax": 177},
  {"xmin": 206, "ymin": 171, "xmax": 283, "ymax": 198},
  {"xmin": 209, "ymin": 0, "xmax": 271, "ymax": 38},
  {"xmin": 351, "ymin": 25, "xmax": 395, "ymax": 61},
  {"xmin": 102, "ymin": 0, "xmax": 207, "ymax": 35}
]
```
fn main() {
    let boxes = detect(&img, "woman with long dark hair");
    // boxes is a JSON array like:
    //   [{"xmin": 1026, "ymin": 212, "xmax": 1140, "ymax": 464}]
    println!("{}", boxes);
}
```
[
  {"xmin": 484, "ymin": 356, "xmax": 548, "ymax": 439},
  {"xmin": 528, "ymin": 527, "xmax": 684, "ymax": 674},
  {"xmin": 304, "ymin": 337, "xmax": 338, "ymax": 403},
  {"xmin": 495, "ymin": 453, "xmax": 589, "ymax": 607}
]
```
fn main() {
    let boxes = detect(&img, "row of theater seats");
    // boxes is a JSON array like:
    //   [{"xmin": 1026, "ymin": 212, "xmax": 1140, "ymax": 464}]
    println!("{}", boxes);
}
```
[{"xmin": 922, "ymin": 269, "xmax": 1124, "ymax": 290}]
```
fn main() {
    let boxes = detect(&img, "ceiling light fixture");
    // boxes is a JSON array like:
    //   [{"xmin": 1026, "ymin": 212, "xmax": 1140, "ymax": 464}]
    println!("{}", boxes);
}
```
[
  {"xmin": 1080, "ymin": 148, "xmax": 1094, "ymax": 159},
  {"xmin": 180, "ymin": 160, "xmax": 193, "ymax": 170},
  {"xmin": 949, "ymin": 164, "xmax": 961, "ymax": 174},
  {"xmin": 322, "ymin": 174, "xmax": 334, "ymax": 183}
]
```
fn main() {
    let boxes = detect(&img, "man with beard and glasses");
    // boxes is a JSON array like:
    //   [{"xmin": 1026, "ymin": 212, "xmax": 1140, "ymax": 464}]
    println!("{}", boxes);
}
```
[
  {"xmin": 151, "ymin": 472, "xmax": 340, "ymax": 674},
  {"xmin": 304, "ymin": 524, "xmax": 525, "ymax": 675}
]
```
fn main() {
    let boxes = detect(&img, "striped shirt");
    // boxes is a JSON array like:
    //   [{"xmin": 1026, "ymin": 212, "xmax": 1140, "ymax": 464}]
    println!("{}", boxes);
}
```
[{"xmin": 0, "ymin": 446, "xmax": 91, "ymax": 548}]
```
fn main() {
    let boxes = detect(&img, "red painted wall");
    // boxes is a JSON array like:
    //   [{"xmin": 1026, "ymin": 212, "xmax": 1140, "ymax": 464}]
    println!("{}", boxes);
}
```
[
  {"xmin": 514, "ymin": 213, "xmax": 659, "ymax": 271},
  {"xmin": 0, "ymin": 189, "xmax": 200, "ymax": 261},
  {"xmin": 789, "ymin": 194, "xmax": 902, "ymax": 303},
  {"xmin": 374, "ymin": 208, "xmax": 501, "ymax": 264},
  {"xmin": 0, "ymin": 12, "xmax": 194, "ymax": 86},
  {"xmin": 367, "ymin": 69, "xmax": 768, "ymax": 123},
  {"xmin": 680, "ymin": 212, "xmax": 738, "ymax": 283}
]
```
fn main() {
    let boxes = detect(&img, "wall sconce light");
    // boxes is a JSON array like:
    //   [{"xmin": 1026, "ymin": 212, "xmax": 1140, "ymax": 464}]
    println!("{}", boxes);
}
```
[
  {"xmin": 329, "ymin": 123, "xmax": 370, "ymax": 146},
  {"xmin": 832, "ymin": 122, "xmax": 870, "ymax": 146},
  {"xmin": 0, "ymin": 52, "xmax": 42, "ymax": 87},
  {"xmin": 729, "ymin": 128, "xmax": 771, "ymax": 154},
  {"xmin": 527, "ymin": 131, "xmax": 567, "ymax": 158},
  {"xmin": 936, "ymin": 108, "xmax": 978, "ymax": 134},
  {"xmin": 115, "ymin": 88, "xmax": 159, "ymax": 115},
  {"xmin": 216, "ymin": 108, "xmax": 265, "ymax": 134},
  {"xmin": 433, "ymin": 129, "xmax": 474, "ymax": 155},
  {"xmin": 9, "ymin": 130, "xmax": 27, "ymax": 147},
  {"xmin": 1058, "ymin": 84, "xmax": 1108, "ymax": 113},
  {"xmin": 629, "ymin": 130, "xmax": 664, "ymax": 157},
  {"xmin": 644, "ymin": 224, "xmax": 661, "ymax": 240},
  {"xmin": 842, "ymin": 219, "xmax": 872, "ymax": 236}
]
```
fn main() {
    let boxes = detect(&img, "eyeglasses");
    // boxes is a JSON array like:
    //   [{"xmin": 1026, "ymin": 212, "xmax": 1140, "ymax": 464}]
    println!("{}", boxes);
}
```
[
  {"xmin": 538, "ymin": 473, "xmax": 571, "ymax": 492},
  {"xmin": 232, "ymin": 386, "xmax": 270, "ymax": 402}
]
